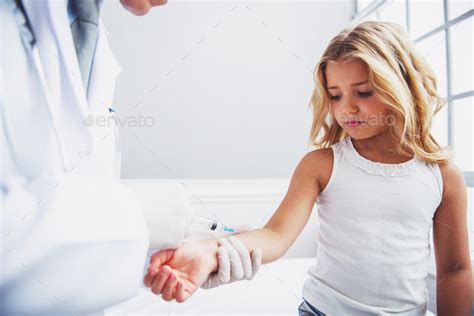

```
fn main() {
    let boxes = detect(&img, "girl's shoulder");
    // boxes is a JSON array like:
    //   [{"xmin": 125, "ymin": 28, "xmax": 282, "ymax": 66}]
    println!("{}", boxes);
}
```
[
  {"xmin": 438, "ymin": 161, "xmax": 464, "ymax": 178},
  {"xmin": 301, "ymin": 147, "xmax": 334, "ymax": 193},
  {"xmin": 437, "ymin": 161, "xmax": 466, "ymax": 199}
]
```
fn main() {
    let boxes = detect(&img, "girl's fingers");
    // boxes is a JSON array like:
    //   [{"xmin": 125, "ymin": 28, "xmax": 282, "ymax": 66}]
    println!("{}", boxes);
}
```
[
  {"xmin": 144, "ymin": 265, "xmax": 161, "ymax": 287},
  {"xmin": 149, "ymin": 249, "xmax": 174, "ymax": 275},
  {"xmin": 144, "ymin": 249, "xmax": 175, "ymax": 288},
  {"xmin": 161, "ymin": 271, "xmax": 179, "ymax": 301},
  {"xmin": 143, "ymin": 272, "xmax": 155, "ymax": 287},
  {"xmin": 175, "ymin": 281, "xmax": 191, "ymax": 303},
  {"xmin": 150, "ymin": 265, "xmax": 172, "ymax": 295}
]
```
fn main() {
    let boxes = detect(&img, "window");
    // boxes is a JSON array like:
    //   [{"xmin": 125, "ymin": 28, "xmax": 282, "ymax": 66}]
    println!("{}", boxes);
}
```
[
  {"xmin": 378, "ymin": 1, "xmax": 407, "ymax": 29},
  {"xmin": 356, "ymin": 0, "xmax": 376, "ymax": 12},
  {"xmin": 409, "ymin": 0, "xmax": 445, "ymax": 39},
  {"xmin": 452, "ymin": 97, "xmax": 474, "ymax": 171},
  {"xmin": 416, "ymin": 31, "xmax": 448, "ymax": 98},
  {"xmin": 450, "ymin": 17, "xmax": 474, "ymax": 95},
  {"xmin": 449, "ymin": 0, "xmax": 474, "ymax": 20}
]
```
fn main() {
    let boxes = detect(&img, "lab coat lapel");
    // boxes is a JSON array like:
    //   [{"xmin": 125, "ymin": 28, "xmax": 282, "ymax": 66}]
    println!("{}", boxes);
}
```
[
  {"xmin": 46, "ymin": 0, "xmax": 90, "ymax": 118},
  {"xmin": 20, "ymin": 1, "xmax": 119, "ymax": 178},
  {"xmin": 87, "ymin": 20, "xmax": 122, "ymax": 113},
  {"xmin": 22, "ymin": 0, "xmax": 63, "ymax": 115},
  {"xmin": 78, "ymin": 21, "xmax": 122, "ymax": 179},
  {"xmin": 21, "ymin": 0, "xmax": 93, "ymax": 175},
  {"xmin": 22, "ymin": 0, "xmax": 121, "ymax": 125},
  {"xmin": 23, "ymin": 0, "xmax": 90, "ymax": 119}
]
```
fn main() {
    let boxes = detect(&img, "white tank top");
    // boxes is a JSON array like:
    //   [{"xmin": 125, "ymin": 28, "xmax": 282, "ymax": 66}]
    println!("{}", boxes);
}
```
[{"xmin": 303, "ymin": 137, "xmax": 443, "ymax": 315}]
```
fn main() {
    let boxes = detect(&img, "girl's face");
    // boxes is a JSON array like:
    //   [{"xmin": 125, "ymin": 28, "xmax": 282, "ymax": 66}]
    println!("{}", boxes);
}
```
[{"xmin": 325, "ymin": 59, "xmax": 392, "ymax": 140}]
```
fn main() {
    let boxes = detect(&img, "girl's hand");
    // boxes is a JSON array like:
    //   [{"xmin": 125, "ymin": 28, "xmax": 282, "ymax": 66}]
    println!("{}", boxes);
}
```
[{"xmin": 143, "ymin": 240, "xmax": 219, "ymax": 302}]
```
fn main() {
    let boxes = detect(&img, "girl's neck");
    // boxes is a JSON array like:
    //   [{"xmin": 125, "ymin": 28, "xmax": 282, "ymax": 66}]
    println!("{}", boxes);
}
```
[{"xmin": 351, "ymin": 130, "xmax": 414, "ymax": 163}]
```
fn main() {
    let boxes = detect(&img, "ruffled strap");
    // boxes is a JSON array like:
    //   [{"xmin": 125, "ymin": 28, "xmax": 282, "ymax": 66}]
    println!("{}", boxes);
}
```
[{"xmin": 339, "ymin": 137, "xmax": 419, "ymax": 177}]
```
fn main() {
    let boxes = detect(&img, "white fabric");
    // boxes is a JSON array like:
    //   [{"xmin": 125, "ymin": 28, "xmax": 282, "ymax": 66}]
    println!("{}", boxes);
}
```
[
  {"xmin": 302, "ymin": 137, "xmax": 443, "ymax": 315},
  {"xmin": 104, "ymin": 257, "xmax": 436, "ymax": 316},
  {"xmin": 1, "ymin": 175, "xmax": 149, "ymax": 314},
  {"xmin": 125, "ymin": 182, "xmax": 195, "ymax": 250},
  {"xmin": 107, "ymin": 258, "xmax": 313, "ymax": 315},
  {"xmin": 0, "ymin": 1, "xmax": 156, "ymax": 314}
]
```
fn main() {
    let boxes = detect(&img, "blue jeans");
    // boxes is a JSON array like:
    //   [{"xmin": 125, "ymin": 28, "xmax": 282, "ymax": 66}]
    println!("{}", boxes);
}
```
[{"xmin": 298, "ymin": 300, "xmax": 326, "ymax": 316}]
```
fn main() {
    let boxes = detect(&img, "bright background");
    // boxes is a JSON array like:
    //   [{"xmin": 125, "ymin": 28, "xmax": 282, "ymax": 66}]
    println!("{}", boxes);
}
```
[{"xmin": 101, "ymin": 2, "xmax": 473, "ymax": 314}]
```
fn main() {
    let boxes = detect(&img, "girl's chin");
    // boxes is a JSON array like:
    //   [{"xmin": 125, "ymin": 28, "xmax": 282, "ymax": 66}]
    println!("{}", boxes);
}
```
[
  {"xmin": 344, "ymin": 129, "xmax": 375, "ymax": 140},
  {"xmin": 344, "ymin": 127, "xmax": 390, "ymax": 141}
]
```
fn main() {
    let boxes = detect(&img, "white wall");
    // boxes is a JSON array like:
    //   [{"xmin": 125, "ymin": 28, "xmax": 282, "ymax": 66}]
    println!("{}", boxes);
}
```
[
  {"xmin": 124, "ymin": 179, "xmax": 319, "ymax": 258},
  {"xmin": 101, "ymin": 1, "xmax": 353, "ymax": 179}
]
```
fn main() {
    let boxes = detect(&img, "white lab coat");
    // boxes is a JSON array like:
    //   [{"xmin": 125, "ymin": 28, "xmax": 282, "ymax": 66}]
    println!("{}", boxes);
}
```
[{"xmin": 0, "ymin": 1, "xmax": 185, "ymax": 314}]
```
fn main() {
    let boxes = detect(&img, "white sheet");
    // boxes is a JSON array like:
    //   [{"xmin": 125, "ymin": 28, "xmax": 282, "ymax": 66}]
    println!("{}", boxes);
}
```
[
  {"xmin": 105, "ymin": 256, "xmax": 437, "ymax": 316},
  {"xmin": 105, "ymin": 258, "xmax": 313, "ymax": 316}
]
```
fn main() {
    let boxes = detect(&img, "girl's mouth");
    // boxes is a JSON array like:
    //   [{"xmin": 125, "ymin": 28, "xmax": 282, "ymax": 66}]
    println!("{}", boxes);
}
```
[{"xmin": 345, "ymin": 120, "xmax": 365, "ymax": 128}]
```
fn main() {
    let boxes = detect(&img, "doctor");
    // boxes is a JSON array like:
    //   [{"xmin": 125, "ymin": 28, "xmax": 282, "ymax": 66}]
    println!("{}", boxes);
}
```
[{"xmin": 0, "ymin": 0, "xmax": 259, "ymax": 314}]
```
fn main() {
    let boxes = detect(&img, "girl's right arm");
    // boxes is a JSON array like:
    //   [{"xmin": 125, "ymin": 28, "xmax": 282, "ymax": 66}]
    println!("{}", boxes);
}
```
[
  {"xmin": 235, "ymin": 148, "xmax": 333, "ymax": 263},
  {"xmin": 144, "ymin": 148, "xmax": 333, "ymax": 302}
]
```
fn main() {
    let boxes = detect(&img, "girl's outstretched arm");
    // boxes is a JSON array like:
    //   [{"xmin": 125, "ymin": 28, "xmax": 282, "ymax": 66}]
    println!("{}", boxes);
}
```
[
  {"xmin": 143, "ymin": 148, "xmax": 333, "ymax": 301},
  {"xmin": 433, "ymin": 163, "xmax": 472, "ymax": 315},
  {"xmin": 231, "ymin": 148, "xmax": 333, "ymax": 263}
]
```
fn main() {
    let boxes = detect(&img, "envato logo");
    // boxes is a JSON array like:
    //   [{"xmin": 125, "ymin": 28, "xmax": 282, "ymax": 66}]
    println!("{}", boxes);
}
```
[
  {"xmin": 83, "ymin": 113, "xmax": 156, "ymax": 128},
  {"xmin": 337, "ymin": 113, "xmax": 398, "ymax": 127}
]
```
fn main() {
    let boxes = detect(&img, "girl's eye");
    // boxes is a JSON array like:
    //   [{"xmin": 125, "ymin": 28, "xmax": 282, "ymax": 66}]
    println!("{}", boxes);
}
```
[
  {"xmin": 329, "ymin": 91, "xmax": 373, "ymax": 101},
  {"xmin": 358, "ymin": 91, "xmax": 373, "ymax": 98}
]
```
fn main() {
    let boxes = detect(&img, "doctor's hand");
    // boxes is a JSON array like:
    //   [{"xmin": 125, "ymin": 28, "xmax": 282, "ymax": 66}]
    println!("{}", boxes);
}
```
[
  {"xmin": 143, "ymin": 240, "xmax": 219, "ymax": 302},
  {"xmin": 201, "ymin": 236, "xmax": 262, "ymax": 289},
  {"xmin": 184, "ymin": 226, "xmax": 262, "ymax": 289},
  {"xmin": 120, "ymin": 0, "xmax": 167, "ymax": 16}
]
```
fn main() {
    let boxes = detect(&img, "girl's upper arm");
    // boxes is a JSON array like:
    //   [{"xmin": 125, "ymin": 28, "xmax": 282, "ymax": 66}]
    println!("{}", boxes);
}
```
[
  {"xmin": 433, "ymin": 162, "xmax": 471, "ymax": 275},
  {"xmin": 263, "ymin": 148, "xmax": 333, "ymax": 252}
]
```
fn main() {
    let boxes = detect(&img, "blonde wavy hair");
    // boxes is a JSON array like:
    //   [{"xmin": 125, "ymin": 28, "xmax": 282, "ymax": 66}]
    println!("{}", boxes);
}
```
[{"xmin": 309, "ymin": 21, "xmax": 451, "ymax": 164}]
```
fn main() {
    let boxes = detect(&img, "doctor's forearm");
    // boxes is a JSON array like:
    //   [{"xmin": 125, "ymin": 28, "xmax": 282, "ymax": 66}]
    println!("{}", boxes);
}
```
[{"xmin": 436, "ymin": 268, "xmax": 473, "ymax": 316}]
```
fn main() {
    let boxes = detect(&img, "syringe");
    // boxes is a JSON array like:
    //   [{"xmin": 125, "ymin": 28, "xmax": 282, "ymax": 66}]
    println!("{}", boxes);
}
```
[{"xmin": 190, "ymin": 215, "xmax": 235, "ymax": 233}]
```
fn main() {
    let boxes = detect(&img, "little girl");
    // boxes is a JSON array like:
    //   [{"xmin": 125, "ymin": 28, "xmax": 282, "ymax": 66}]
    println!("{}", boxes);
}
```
[{"xmin": 143, "ymin": 21, "xmax": 472, "ymax": 315}]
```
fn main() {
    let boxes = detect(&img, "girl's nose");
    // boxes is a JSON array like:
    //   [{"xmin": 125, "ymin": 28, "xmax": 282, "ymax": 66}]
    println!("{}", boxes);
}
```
[{"xmin": 342, "ymin": 100, "xmax": 359, "ymax": 115}]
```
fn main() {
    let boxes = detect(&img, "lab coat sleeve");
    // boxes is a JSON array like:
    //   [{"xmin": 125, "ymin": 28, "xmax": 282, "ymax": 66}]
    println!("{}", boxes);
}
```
[
  {"xmin": 0, "ymin": 3, "xmax": 190, "ymax": 313},
  {"xmin": 125, "ymin": 182, "xmax": 195, "ymax": 251},
  {"xmin": 0, "ymin": 5, "xmax": 149, "ymax": 313},
  {"xmin": 0, "ymin": 72, "xmax": 190, "ymax": 315},
  {"xmin": 0, "ymin": 171, "xmax": 151, "ymax": 315}
]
